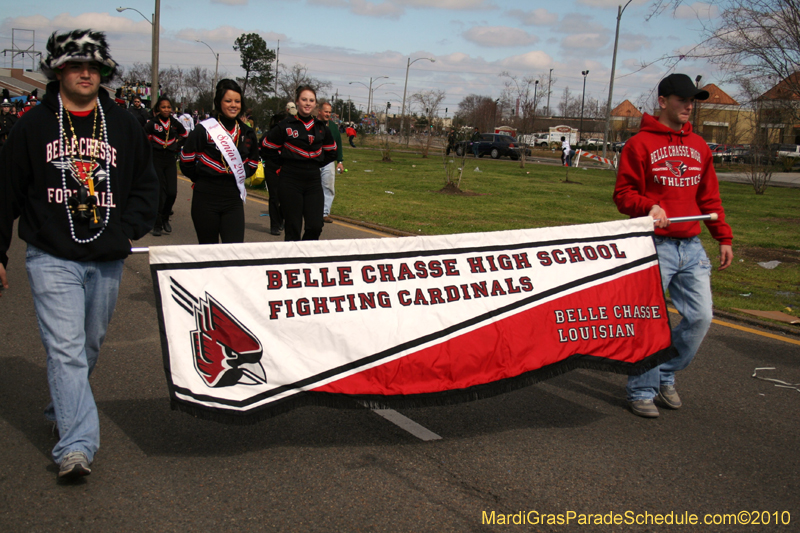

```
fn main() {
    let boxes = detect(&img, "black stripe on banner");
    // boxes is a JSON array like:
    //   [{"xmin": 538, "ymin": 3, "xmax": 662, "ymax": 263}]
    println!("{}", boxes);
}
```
[
  {"xmin": 168, "ymin": 345, "xmax": 678, "ymax": 425},
  {"xmin": 170, "ymin": 253, "xmax": 659, "ymax": 409},
  {"xmin": 150, "ymin": 230, "xmax": 655, "ymax": 272}
]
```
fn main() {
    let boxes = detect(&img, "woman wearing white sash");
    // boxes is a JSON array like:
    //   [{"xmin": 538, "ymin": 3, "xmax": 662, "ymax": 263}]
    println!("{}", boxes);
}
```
[{"xmin": 179, "ymin": 79, "xmax": 260, "ymax": 244}]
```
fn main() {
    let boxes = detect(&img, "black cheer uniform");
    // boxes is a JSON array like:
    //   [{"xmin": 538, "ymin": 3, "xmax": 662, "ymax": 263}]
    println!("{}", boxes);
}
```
[
  {"xmin": 179, "ymin": 115, "xmax": 260, "ymax": 244},
  {"xmin": 260, "ymin": 114, "xmax": 336, "ymax": 241},
  {"xmin": 145, "ymin": 115, "xmax": 187, "ymax": 232}
]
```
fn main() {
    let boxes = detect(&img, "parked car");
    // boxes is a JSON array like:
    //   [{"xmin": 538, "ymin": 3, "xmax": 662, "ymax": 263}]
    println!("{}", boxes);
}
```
[
  {"xmin": 455, "ymin": 133, "xmax": 531, "ymax": 160},
  {"xmin": 583, "ymin": 138, "xmax": 602, "ymax": 148}
]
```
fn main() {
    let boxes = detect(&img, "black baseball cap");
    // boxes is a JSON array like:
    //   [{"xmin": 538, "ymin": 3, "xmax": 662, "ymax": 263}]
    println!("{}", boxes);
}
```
[{"xmin": 658, "ymin": 73, "xmax": 709, "ymax": 100}]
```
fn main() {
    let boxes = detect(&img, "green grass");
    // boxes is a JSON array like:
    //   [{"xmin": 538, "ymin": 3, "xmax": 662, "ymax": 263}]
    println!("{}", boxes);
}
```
[{"xmin": 251, "ymin": 147, "xmax": 800, "ymax": 321}]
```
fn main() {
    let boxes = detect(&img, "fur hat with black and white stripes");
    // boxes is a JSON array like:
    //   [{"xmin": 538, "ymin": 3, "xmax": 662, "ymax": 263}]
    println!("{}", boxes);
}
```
[{"xmin": 40, "ymin": 29, "xmax": 118, "ymax": 83}]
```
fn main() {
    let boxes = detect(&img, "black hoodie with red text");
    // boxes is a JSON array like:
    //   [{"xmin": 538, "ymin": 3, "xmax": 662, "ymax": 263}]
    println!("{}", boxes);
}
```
[{"xmin": 0, "ymin": 81, "xmax": 158, "ymax": 268}]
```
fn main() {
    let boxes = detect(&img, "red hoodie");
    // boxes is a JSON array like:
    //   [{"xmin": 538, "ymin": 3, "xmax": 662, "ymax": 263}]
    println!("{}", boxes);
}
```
[{"xmin": 613, "ymin": 113, "xmax": 732, "ymax": 245}]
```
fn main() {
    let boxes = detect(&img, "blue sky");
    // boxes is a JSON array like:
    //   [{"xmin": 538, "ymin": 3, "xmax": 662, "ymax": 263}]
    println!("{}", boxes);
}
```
[{"xmin": 0, "ymin": 0, "xmax": 725, "ymax": 114}]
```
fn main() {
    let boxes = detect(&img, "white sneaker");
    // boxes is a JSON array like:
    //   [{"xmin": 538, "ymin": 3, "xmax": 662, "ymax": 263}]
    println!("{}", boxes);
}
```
[{"xmin": 58, "ymin": 451, "xmax": 91, "ymax": 480}]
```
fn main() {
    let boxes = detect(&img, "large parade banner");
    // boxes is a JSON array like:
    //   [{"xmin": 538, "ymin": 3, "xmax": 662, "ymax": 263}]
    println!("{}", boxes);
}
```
[{"xmin": 150, "ymin": 217, "xmax": 676, "ymax": 422}]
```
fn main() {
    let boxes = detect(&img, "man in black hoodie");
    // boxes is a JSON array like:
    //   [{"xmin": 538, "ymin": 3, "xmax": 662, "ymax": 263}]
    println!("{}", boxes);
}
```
[
  {"xmin": 129, "ymin": 94, "xmax": 150, "ymax": 127},
  {"xmin": 0, "ymin": 29, "xmax": 158, "ymax": 481}
]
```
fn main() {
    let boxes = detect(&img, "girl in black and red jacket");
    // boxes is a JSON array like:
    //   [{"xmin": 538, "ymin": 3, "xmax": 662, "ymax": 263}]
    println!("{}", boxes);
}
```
[
  {"xmin": 145, "ymin": 96, "xmax": 187, "ymax": 236},
  {"xmin": 180, "ymin": 79, "xmax": 260, "ymax": 244},
  {"xmin": 260, "ymin": 85, "xmax": 336, "ymax": 241}
]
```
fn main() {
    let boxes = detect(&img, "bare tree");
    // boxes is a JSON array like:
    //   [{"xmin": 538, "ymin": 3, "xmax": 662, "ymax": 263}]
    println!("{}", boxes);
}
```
[
  {"xmin": 276, "ymin": 64, "xmax": 332, "ymax": 103},
  {"xmin": 499, "ymin": 71, "xmax": 547, "ymax": 133},
  {"xmin": 410, "ymin": 89, "xmax": 446, "ymax": 157},
  {"xmin": 558, "ymin": 86, "xmax": 583, "ymax": 118},
  {"xmin": 456, "ymin": 94, "xmax": 496, "ymax": 132}
]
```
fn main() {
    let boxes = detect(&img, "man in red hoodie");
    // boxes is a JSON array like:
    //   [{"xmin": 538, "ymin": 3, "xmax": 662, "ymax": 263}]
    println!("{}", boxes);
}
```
[{"xmin": 613, "ymin": 73, "xmax": 733, "ymax": 418}]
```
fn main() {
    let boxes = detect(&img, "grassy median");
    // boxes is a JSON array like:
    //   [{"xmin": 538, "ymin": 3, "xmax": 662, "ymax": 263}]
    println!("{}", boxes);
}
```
[{"xmin": 250, "ymin": 147, "xmax": 800, "ymax": 322}]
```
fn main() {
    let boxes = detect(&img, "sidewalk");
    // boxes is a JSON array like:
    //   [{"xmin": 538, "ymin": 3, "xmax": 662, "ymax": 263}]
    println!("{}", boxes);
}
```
[{"xmin": 717, "ymin": 171, "xmax": 800, "ymax": 188}]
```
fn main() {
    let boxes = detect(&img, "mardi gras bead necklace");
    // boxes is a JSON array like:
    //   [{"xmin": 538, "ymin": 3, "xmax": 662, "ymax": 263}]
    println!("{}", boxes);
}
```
[{"xmin": 58, "ymin": 92, "xmax": 111, "ymax": 243}]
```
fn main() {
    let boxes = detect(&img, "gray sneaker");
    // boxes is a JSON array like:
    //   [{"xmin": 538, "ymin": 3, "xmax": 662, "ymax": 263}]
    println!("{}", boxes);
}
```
[
  {"xmin": 58, "ymin": 451, "xmax": 91, "ymax": 480},
  {"xmin": 658, "ymin": 384, "xmax": 682, "ymax": 409},
  {"xmin": 628, "ymin": 399, "xmax": 659, "ymax": 418}
]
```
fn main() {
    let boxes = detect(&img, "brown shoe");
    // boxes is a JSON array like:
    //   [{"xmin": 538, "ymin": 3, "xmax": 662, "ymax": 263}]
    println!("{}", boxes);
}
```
[
  {"xmin": 658, "ymin": 384, "xmax": 682, "ymax": 409},
  {"xmin": 628, "ymin": 399, "xmax": 659, "ymax": 418},
  {"xmin": 323, "ymin": 216, "xmax": 334, "ymax": 223}
]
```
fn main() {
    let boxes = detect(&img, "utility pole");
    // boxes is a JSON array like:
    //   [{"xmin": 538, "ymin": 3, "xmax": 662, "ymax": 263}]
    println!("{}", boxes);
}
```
[
  {"xmin": 580, "ymin": 70, "xmax": 589, "ymax": 143},
  {"xmin": 274, "ymin": 40, "xmax": 280, "ymax": 97},
  {"xmin": 152, "ymin": 0, "xmax": 160, "ymax": 104},
  {"xmin": 602, "ymin": 0, "xmax": 632, "ymax": 159},
  {"xmin": 547, "ymin": 68, "xmax": 553, "ymax": 116}
]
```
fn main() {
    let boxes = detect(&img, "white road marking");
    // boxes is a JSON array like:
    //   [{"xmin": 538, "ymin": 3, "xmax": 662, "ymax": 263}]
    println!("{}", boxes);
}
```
[{"xmin": 371, "ymin": 409, "xmax": 442, "ymax": 441}]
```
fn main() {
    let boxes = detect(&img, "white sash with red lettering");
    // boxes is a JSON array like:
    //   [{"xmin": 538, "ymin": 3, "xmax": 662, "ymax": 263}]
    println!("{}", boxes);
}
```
[{"xmin": 200, "ymin": 118, "xmax": 247, "ymax": 201}]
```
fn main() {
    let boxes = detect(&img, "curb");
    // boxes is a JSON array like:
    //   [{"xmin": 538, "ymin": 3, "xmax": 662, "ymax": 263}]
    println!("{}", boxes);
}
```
[{"xmin": 711, "ymin": 307, "xmax": 800, "ymax": 339}]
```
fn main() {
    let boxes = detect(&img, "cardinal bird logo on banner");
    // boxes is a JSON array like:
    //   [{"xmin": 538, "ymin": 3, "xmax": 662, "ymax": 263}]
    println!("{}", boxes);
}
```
[{"xmin": 170, "ymin": 278, "xmax": 266, "ymax": 388}]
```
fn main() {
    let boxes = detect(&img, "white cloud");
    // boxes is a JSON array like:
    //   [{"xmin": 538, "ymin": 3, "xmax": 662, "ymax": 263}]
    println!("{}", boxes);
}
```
[
  {"xmin": 397, "ymin": 0, "xmax": 494, "ymax": 9},
  {"xmin": 307, "ymin": 0, "xmax": 493, "ymax": 16},
  {"xmin": 506, "ymin": 8, "xmax": 559, "ymax": 26},
  {"xmin": 576, "ymin": 0, "xmax": 648, "ymax": 7},
  {"xmin": 175, "ymin": 27, "xmax": 287, "ymax": 45},
  {"xmin": 562, "ymin": 33, "xmax": 608, "ymax": 50},
  {"xmin": 498, "ymin": 50, "xmax": 552, "ymax": 70},
  {"xmin": 674, "ymin": 2, "xmax": 719, "ymax": 20},
  {"xmin": 463, "ymin": 26, "xmax": 539, "ymax": 48},
  {"xmin": 349, "ymin": 0, "xmax": 405, "ymax": 18},
  {"xmin": 3, "ymin": 12, "xmax": 151, "ymax": 35},
  {"xmin": 618, "ymin": 32, "xmax": 652, "ymax": 52}
]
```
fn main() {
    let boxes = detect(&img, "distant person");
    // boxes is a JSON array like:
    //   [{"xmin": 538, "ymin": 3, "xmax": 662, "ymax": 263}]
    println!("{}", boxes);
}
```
[
  {"xmin": 471, "ymin": 127, "xmax": 481, "ymax": 158},
  {"xmin": 345, "ymin": 123, "xmax": 357, "ymax": 147},
  {"xmin": 178, "ymin": 108, "xmax": 195, "ymax": 133},
  {"xmin": 145, "ymin": 96, "xmax": 188, "ymax": 236},
  {"xmin": 18, "ymin": 89, "xmax": 39, "ymax": 118},
  {"xmin": 446, "ymin": 128, "xmax": 456, "ymax": 156},
  {"xmin": 261, "ymin": 85, "xmax": 336, "ymax": 241},
  {"xmin": 0, "ymin": 29, "xmax": 158, "ymax": 481},
  {"xmin": 613, "ymin": 73, "xmax": 733, "ymax": 418},
  {"xmin": 263, "ymin": 112, "xmax": 285, "ymax": 236},
  {"xmin": 180, "ymin": 79, "xmax": 260, "ymax": 244},
  {"xmin": 0, "ymin": 90, "xmax": 17, "ymax": 148},
  {"xmin": 317, "ymin": 101, "xmax": 344, "ymax": 224},
  {"xmin": 561, "ymin": 136, "xmax": 573, "ymax": 167},
  {"xmin": 129, "ymin": 95, "xmax": 149, "ymax": 127}
]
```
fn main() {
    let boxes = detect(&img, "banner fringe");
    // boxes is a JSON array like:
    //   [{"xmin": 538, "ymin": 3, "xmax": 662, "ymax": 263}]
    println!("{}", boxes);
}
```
[{"xmin": 168, "ymin": 346, "xmax": 678, "ymax": 424}]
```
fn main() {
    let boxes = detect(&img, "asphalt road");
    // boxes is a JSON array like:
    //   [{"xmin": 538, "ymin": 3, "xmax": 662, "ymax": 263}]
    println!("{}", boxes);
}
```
[{"xmin": 1, "ymin": 178, "xmax": 798, "ymax": 532}]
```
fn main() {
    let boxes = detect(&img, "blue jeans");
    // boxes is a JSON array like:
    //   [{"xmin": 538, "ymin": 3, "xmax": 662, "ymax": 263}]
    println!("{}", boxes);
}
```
[
  {"xmin": 321, "ymin": 162, "xmax": 336, "ymax": 217},
  {"xmin": 627, "ymin": 236, "xmax": 713, "ymax": 401},
  {"xmin": 26, "ymin": 244, "xmax": 124, "ymax": 464}
]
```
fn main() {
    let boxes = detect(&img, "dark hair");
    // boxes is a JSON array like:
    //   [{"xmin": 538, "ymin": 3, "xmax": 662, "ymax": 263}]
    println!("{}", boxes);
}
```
[
  {"xmin": 295, "ymin": 85, "xmax": 317, "ymax": 103},
  {"xmin": 561, "ymin": 136, "xmax": 566, "ymax": 141},
  {"xmin": 214, "ymin": 79, "xmax": 244, "ymax": 118},
  {"xmin": 154, "ymin": 96, "xmax": 172, "ymax": 111}
]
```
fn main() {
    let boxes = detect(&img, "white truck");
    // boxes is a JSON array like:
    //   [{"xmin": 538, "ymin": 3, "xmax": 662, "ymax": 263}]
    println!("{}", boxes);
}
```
[
  {"xmin": 519, "ymin": 127, "xmax": 578, "ymax": 148},
  {"xmin": 776, "ymin": 144, "xmax": 800, "ymax": 158}
]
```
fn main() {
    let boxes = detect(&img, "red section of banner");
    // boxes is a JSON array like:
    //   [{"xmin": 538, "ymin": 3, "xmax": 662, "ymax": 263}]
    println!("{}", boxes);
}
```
[{"xmin": 313, "ymin": 266, "xmax": 670, "ymax": 396}]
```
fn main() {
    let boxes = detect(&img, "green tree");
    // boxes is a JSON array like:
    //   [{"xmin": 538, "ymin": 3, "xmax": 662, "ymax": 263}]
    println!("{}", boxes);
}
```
[{"xmin": 233, "ymin": 33, "xmax": 276, "ymax": 98}]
